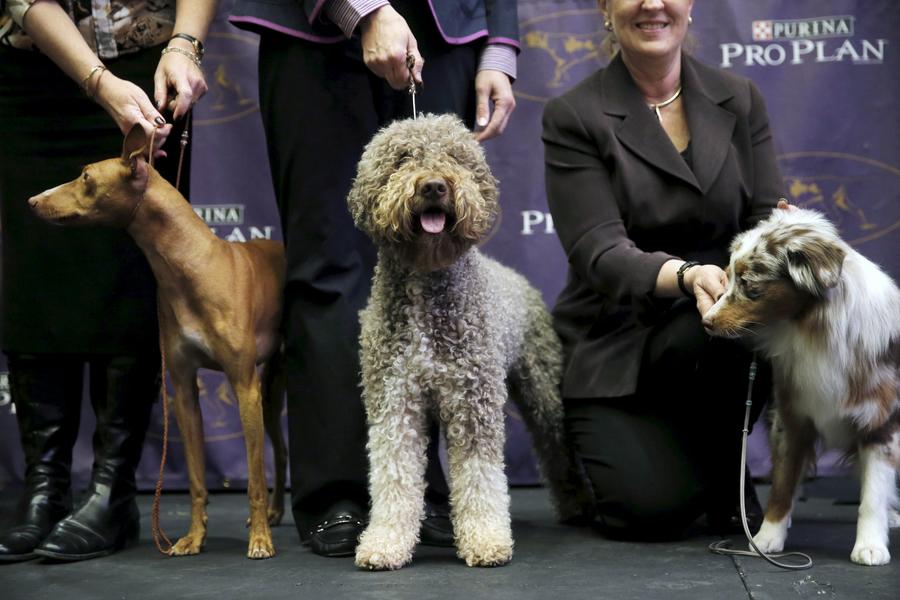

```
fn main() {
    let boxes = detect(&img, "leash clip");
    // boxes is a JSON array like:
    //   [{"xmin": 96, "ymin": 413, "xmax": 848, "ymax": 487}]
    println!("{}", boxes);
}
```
[{"xmin": 406, "ymin": 53, "xmax": 418, "ymax": 119}]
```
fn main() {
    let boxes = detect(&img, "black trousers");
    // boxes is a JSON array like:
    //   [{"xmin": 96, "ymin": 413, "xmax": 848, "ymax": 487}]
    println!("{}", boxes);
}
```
[
  {"xmin": 564, "ymin": 300, "xmax": 771, "ymax": 539},
  {"xmin": 256, "ymin": 3, "xmax": 480, "ymax": 537}
]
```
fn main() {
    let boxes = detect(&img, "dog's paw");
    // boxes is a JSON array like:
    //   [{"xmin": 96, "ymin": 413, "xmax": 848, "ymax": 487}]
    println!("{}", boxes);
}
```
[
  {"xmin": 458, "ymin": 541, "xmax": 513, "ymax": 567},
  {"xmin": 169, "ymin": 534, "xmax": 204, "ymax": 556},
  {"xmin": 751, "ymin": 520, "xmax": 787, "ymax": 554},
  {"xmin": 354, "ymin": 531, "xmax": 414, "ymax": 571},
  {"xmin": 850, "ymin": 541, "xmax": 890, "ymax": 566},
  {"xmin": 247, "ymin": 533, "xmax": 275, "ymax": 559},
  {"xmin": 456, "ymin": 528, "xmax": 513, "ymax": 567}
]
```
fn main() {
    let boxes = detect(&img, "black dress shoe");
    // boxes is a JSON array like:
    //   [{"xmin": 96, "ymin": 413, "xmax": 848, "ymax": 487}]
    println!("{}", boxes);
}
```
[
  {"xmin": 707, "ymin": 468, "xmax": 764, "ymax": 535},
  {"xmin": 419, "ymin": 502, "xmax": 454, "ymax": 547},
  {"xmin": 307, "ymin": 513, "xmax": 365, "ymax": 557}
]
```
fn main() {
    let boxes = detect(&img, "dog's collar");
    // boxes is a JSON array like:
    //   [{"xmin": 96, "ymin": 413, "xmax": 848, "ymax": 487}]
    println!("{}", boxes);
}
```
[{"xmin": 127, "ymin": 191, "xmax": 146, "ymax": 228}]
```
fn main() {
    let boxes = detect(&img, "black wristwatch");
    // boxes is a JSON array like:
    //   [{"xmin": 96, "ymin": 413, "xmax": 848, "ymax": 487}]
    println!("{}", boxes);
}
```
[
  {"xmin": 170, "ymin": 32, "xmax": 205, "ymax": 60},
  {"xmin": 677, "ymin": 261, "xmax": 700, "ymax": 297}
]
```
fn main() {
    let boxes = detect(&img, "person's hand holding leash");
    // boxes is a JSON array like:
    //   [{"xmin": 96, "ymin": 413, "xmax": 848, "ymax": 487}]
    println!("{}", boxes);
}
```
[
  {"xmin": 94, "ymin": 74, "xmax": 172, "ymax": 156},
  {"xmin": 473, "ymin": 70, "xmax": 515, "ymax": 141},
  {"xmin": 155, "ymin": 38, "xmax": 208, "ymax": 121},
  {"xmin": 361, "ymin": 5, "xmax": 424, "ymax": 90}
]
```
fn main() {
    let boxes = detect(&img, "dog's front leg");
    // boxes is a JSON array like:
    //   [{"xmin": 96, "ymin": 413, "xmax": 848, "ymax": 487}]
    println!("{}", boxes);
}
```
[
  {"xmin": 850, "ymin": 441, "xmax": 896, "ymax": 566},
  {"xmin": 752, "ymin": 409, "xmax": 816, "ymax": 554},
  {"xmin": 227, "ymin": 359, "xmax": 275, "ymax": 559},
  {"xmin": 443, "ymin": 368, "xmax": 513, "ymax": 567},
  {"xmin": 167, "ymin": 361, "xmax": 209, "ymax": 557},
  {"xmin": 355, "ymin": 376, "xmax": 429, "ymax": 571}
]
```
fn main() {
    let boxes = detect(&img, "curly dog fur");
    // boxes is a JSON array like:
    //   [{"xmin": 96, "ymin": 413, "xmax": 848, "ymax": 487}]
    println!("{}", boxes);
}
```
[{"xmin": 348, "ymin": 114, "xmax": 593, "ymax": 570}]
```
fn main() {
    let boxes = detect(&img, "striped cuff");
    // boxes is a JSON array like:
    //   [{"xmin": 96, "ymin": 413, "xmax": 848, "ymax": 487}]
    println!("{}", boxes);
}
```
[
  {"xmin": 324, "ymin": 0, "xmax": 389, "ymax": 38},
  {"xmin": 478, "ymin": 44, "xmax": 517, "ymax": 81}
]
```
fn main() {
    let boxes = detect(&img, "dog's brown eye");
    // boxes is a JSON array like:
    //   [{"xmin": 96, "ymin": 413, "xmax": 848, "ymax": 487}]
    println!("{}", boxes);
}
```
[
  {"xmin": 742, "ymin": 279, "xmax": 762, "ymax": 300},
  {"xmin": 82, "ymin": 171, "xmax": 90, "ymax": 182}
]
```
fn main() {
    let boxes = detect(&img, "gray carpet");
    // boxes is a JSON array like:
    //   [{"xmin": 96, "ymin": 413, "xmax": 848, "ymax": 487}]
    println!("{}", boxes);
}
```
[{"xmin": 0, "ymin": 479, "xmax": 897, "ymax": 599}]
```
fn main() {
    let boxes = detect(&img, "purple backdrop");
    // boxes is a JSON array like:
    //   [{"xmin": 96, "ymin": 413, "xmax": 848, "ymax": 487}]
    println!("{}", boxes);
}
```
[{"xmin": 1, "ymin": 0, "xmax": 898, "ymax": 491}]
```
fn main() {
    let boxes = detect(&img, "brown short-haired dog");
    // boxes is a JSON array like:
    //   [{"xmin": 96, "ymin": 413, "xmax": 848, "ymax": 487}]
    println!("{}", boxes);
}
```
[
  {"xmin": 29, "ymin": 125, "xmax": 287, "ymax": 559},
  {"xmin": 703, "ymin": 207, "xmax": 899, "ymax": 566}
]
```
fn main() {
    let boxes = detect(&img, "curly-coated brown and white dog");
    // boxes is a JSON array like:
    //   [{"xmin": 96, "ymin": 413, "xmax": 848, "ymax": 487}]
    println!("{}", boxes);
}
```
[
  {"xmin": 347, "ymin": 114, "xmax": 592, "ymax": 570},
  {"xmin": 703, "ymin": 207, "xmax": 900, "ymax": 566}
]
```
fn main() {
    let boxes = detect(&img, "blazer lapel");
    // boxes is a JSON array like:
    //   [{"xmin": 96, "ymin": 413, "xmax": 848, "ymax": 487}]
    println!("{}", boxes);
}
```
[
  {"xmin": 600, "ymin": 54, "xmax": 738, "ymax": 195},
  {"xmin": 681, "ymin": 56, "xmax": 736, "ymax": 194},
  {"xmin": 601, "ymin": 54, "xmax": 699, "ymax": 191}
]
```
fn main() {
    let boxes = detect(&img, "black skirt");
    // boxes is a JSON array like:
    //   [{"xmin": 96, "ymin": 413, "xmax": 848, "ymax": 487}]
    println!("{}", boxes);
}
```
[{"xmin": 0, "ymin": 45, "xmax": 189, "ymax": 354}]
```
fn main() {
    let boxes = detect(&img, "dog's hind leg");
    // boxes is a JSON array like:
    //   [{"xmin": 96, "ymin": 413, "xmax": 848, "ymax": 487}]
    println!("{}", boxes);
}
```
[
  {"xmin": 442, "ymin": 367, "xmax": 514, "ymax": 567},
  {"xmin": 226, "ymin": 356, "xmax": 275, "ymax": 559},
  {"xmin": 355, "ymin": 377, "xmax": 429, "ymax": 571},
  {"xmin": 260, "ymin": 348, "xmax": 286, "ymax": 526},
  {"xmin": 752, "ymin": 408, "xmax": 816, "ymax": 555},
  {"xmin": 167, "ymin": 360, "xmax": 209, "ymax": 556},
  {"xmin": 850, "ymin": 437, "xmax": 897, "ymax": 565},
  {"xmin": 508, "ymin": 318, "xmax": 593, "ymax": 524}
]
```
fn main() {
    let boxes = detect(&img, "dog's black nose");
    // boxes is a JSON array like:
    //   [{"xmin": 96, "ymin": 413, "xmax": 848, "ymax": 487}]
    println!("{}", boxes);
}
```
[{"xmin": 420, "ymin": 179, "xmax": 448, "ymax": 200}]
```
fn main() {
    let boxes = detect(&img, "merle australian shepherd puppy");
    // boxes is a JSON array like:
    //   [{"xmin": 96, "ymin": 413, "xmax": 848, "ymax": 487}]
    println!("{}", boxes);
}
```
[{"xmin": 702, "ymin": 206, "xmax": 899, "ymax": 566}]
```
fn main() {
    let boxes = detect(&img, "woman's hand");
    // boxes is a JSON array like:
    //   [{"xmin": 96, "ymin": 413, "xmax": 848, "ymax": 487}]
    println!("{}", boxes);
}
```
[
  {"xmin": 777, "ymin": 198, "xmax": 798, "ymax": 212},
  {"xmin": 154, "ymin": 44, "xmax": 209, "ymax": 121},
  {"xmin": 684, "ymin": 264, "xmax": 728, "ymax": 317},
  {"xmin": 93, "ymin": 72, "xmax": 172, "ymax": 154},
  {"xmin": 360, "ymin": 5, "xmax": 423, "ymax": 90},
  {"xmin": 473, "ymin": 70, "xmax": 515, "ymax": 141}
]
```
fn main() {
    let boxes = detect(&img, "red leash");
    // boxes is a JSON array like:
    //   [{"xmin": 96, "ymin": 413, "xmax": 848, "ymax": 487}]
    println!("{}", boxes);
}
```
[{"xmin": 149, "ymin": 111, "xmax": 191, "ymax": 555}]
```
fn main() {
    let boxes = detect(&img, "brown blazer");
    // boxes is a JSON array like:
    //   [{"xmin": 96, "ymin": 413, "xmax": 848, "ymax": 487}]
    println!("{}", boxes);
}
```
[{"xmin": 542, "ymin": 53, "xmax": 783, "ymax": 399}]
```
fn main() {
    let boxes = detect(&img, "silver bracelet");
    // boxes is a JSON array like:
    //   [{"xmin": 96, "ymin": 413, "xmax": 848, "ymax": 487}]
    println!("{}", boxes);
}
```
[{"xmin": 161, "ymin": 46, "xmax": 201, "ymax": 67}]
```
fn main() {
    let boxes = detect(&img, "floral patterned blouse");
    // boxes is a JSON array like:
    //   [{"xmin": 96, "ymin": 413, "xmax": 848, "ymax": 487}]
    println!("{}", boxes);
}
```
[{"xmin": 1, "ymin": 0, "xmax": 175, "ymax": 58}]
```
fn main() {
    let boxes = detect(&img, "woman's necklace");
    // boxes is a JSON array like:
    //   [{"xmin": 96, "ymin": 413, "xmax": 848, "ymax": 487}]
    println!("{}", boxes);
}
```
[{"xmin": 648, "ymin": 86, "xmax": 682, "ymax": 121}]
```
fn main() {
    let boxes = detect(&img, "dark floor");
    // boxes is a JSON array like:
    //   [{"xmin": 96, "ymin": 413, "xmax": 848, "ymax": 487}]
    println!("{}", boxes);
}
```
[{"xmin": 0, "ymin": 479, "xmax": 897, "ymax": 599}]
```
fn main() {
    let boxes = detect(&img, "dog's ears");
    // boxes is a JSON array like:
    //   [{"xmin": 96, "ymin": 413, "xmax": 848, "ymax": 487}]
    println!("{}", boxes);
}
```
[
  {"xmin": 121, "ymin": 124, "xmax": 150, "ymax": 182},
  {"xmin": 122, "ymin": 124, "xmax": 149, "ymax": 162},
  {"xmin": 785, "ymin": 239, "xmax": 846, "ymax": 297}
]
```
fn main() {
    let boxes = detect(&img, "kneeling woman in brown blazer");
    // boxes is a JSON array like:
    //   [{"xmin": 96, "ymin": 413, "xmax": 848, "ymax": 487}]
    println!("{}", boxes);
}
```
[{"xmin": 542, "ymin": 0, "xmax": 782, "ymax": 538}]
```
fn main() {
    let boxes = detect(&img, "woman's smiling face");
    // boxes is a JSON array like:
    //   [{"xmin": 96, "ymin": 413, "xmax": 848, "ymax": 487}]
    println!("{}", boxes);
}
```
[{"xmin": 601, "ymin": 0, "xmax": 693, "ymax": 62}]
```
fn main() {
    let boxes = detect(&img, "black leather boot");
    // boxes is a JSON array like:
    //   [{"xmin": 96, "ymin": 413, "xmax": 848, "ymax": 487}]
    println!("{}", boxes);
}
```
[
  {"xmin": 35, "ymin": 354, "xmax": 158, "ymax": 561},
  {"xmin": 0, "ymin": 355, "xmax": 82, "ymax": 562}
]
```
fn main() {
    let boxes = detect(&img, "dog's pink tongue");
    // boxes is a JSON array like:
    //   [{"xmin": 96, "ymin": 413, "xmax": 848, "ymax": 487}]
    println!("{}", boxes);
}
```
[{"xmin": 421, "ymin": 211, "xmax": 446, "ymax": 234}]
